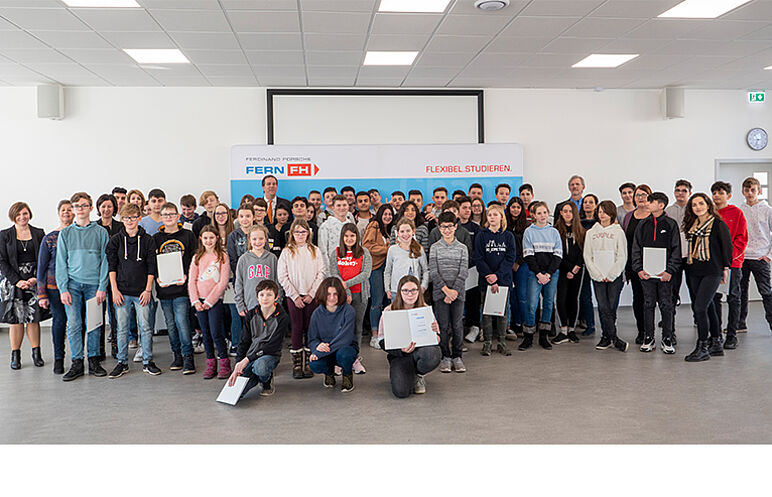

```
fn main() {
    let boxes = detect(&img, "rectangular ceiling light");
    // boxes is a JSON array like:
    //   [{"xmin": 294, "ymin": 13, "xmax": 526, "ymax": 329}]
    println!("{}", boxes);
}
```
[
  {"xmin": 572, "ymin": 53, "xmax": 639, "ymax": 68},
  {"xmin": 658, "ymin": 0, "xmax": 751, "ymax": 19},
  {"xmin": 62, "ymin": 0, "xmax": 141, "ymax": 6},
  {"xmin": 364, "ymin": 51, "xmax": 418, "ymax": 65},
  {"xmin": 765, "ymin": 65, "xmax": 772, "ymax": 70},
  {"xmin": 124, "ymin": 49, "xmax": 189, "ymax": 64},
  {"xmin": 378, "ymin": 0, "xmax": 452, "ymax": 12}
]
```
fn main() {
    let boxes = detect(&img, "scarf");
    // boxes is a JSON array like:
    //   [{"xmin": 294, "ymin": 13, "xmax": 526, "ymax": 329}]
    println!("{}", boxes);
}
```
[{"xmin": 687, "ymin": 216, "xmax": 715, "ymax": 264}]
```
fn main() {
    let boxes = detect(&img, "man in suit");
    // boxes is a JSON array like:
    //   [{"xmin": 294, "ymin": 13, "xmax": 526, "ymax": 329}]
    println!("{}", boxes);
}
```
[{"xmin": 261, "ymin": 175, "xmax": 291, "ymax": 225}]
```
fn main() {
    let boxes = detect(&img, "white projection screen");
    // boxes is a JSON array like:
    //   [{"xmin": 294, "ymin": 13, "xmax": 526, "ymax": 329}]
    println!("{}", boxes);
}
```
[{"xmin": 268, "ymin": 90, "xmax": 483, "ymax": 145}]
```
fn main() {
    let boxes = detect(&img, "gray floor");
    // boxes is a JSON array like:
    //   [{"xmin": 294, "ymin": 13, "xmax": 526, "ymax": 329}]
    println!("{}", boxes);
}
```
[{"xmin": 1, "ymin": 303, "xmax": 771, "ymax": 444}]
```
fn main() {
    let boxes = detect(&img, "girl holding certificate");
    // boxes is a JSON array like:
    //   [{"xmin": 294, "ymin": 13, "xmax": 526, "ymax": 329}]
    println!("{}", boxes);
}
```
[
  {"xmin": 553, "ymin": 202, "xmax": 585, "ymax": 345},
  {"xmin": 377, "ymin": 275, "xmax": 441, "ymax": 398},
  {"xmin": 583, "ymin": 201, "xmax": 628, "ymax": 352}
]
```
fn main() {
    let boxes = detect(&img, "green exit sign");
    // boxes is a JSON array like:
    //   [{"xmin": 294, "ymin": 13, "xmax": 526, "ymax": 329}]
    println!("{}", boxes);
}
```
[{"xmin": 750, "ymin": 91, "xmax": 765, "ymax": 102}]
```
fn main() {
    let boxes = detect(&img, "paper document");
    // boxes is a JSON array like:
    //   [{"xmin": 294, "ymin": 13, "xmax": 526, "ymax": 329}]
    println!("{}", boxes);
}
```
[
  {"xmin": 183, "ymin": 222, "xmax": 193, "ymax": 231},
  {"xmin": 86, "ymin": 297, "xmax": 103, "ymax": 331},
  {"xmin": 216, "ymin": 376, "xmax": 248, "ymax": 406},
  {"xmin": 643, "ymin": 247, "xmax": 667, "ymax": 279},
  {"xmin": 482, "ymin": 285, "xmax": 509, "ymax": 316},
  {"xmin": 465, "ymin": 267, "xmax": 479, "ymax": 291},
  {"xmin": 595, "ymin": 250, "xmax": 615, "ymax": 277},
  {"xmin": 679, "ymin": 231, "xmax": 688, "ymax": 259},
  {"xmin": 382, "ymin": 306, "xmax": 438, "ymax": 350},
  {"xmin": 156, "ymin": 251, "xmax": 185, "ymax": 286},
  {"xmin": 223, "ymin": 283, "xmax": 236, "ymax": 304}
]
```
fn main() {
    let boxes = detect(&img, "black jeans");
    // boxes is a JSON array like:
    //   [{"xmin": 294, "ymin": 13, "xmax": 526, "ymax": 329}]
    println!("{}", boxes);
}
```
[
  {"xmin": 711, "ymin": 267, "xmax": 741, "ymax": 335},
  {"xmin": 641, "ymin": 278, "xmax": 674, "ymax": 339},
  {"xmin": 739, "ymin": 258, "xmax": 772, "ymax": 329},
  {"xmin": 435, "ymin": 298, "xmax": 464, "ymax": 358},
  {"xmin": 464, "ymin": 286, "xmax": 481, "ymax": 328},
  {"xmin": 592, "ymin": 276, "xmax": 623, "ymax": 340},
  {"xmin": 556, "ymin": 270, "xmax": 582, "ymax": 328},
  {"xmin": 387, "ymin": 346, "xmax": 441, "ymax": 399},
  {"xmin": 669, "ymin": 258, "xmax": 693, "ymax": 327},
  {"xmin": 629, "ymin": 274, "xmax": 645, "ymax": 333},
  {"xmin": 688, "ymin": 272, "xmax": 723, "ymax": 341}
]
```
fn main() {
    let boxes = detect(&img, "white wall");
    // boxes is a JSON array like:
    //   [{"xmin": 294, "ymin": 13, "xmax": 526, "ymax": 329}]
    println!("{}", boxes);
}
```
[{"xmin": 1, "ymin": 86, "xmax": 771, "ymax": 233}]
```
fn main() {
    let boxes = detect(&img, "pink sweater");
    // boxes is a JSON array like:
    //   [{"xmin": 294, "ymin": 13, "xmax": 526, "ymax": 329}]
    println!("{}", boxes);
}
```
[
  {"xmin": 188, "ymin": 251, "xmax": 230, "ymax": 307},
  {"xmin": 277, "ymin": 244, "xmax": 325, "ymax": 302}
]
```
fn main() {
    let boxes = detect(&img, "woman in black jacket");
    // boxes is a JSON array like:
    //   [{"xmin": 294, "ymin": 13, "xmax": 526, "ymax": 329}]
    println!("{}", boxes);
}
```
[
  {"xmin": 0, "ymin": 202, "xmax": 47, "ymax": 370},
  {"xmin": 553, "ymin": 201, "xmax": 585, "ymax": 344},
  {"xmin": 506, "ymin": 197, "xmax": 529, "ymax": 338},
  {"xmin": 682, "ymin": 193, "xmax": 732, "ymax": 362}
]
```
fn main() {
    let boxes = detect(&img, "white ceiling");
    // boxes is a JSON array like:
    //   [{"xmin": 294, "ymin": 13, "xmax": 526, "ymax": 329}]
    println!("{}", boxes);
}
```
[{"xmin": 1, "ymin": 0, "xmax": 772, "ymax": 89}]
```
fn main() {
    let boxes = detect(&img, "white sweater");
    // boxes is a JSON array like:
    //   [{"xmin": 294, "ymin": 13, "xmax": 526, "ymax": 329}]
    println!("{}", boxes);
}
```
[
  {"xmin": 583, "ymin": 222, "xmax": 627, "ymax": 282},
  {"xmin": 740, "ymin": 201, "xmax": 772, "ymax": 260},
  {"xmin": 277, "ymin": 245, "xmax": 325, "ymax": 302},
  {"xmin": 317, "ymin": 216, "xmax": 347, "ymax": 276}
]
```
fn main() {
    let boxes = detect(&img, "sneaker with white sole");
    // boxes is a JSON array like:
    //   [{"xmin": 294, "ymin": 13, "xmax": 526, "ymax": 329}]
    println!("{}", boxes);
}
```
[
  {"xmin": 133, "ymin": 348, "xmax": 143, "ymax": 362},
  {"xmin": 352, "ymin": 357, "xmax": 366, "ymax": 375},
  {"xmin": 640, "ymin": 336, "xmax": 656, "ymax": 352},
  {"xmin": 439, "ymin": 357, "xmax": 452, "ymax": 373},
  {"xmin": 452, "ymin": 357, "xmax": 466, "ymax": 373},
  {"xmin": 334, "ymin": 365, "xmax": 342, "ymax": 376},
  {"xmin": 414, "ymin": 374, "xmax": 426, "ymax": 394},
  {"xmin": 465, "ymin": 326, "xmax": 480, "ymax": 343},
  {"xmin": 661, "ymin": 337, "xmax": 675, "ymax": 354},
  {"xmin": 369, "ymin": 335, "xmax": 380, "ymax": 349},
  {"xmin": 142, "ymin": 361, "xmax": 162, "ymax": 376}
]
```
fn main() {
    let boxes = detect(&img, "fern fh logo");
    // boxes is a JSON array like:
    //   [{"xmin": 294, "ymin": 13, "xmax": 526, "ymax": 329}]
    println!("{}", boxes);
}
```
[{"xmin": 287, "ymin": 163, "xmax": 320, "ymax": 177}]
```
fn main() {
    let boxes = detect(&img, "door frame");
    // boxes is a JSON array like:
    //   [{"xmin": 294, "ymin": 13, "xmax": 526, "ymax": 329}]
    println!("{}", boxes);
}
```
[{"xmin": 715, "ymin": 158, "xmax": 772, "ymax": 180}]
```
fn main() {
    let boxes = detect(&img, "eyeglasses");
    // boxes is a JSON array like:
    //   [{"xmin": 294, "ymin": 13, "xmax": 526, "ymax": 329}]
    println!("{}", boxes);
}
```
[
  {"xmin": 400, "ymin": 288, "xmax": 419, "ymax": 295},
  {"xmin": 72, "ymin": 203, "xmax": 91, "ymax": 210},
  {"xmin": 161, "ymin": 213, "xmax": 177, "ymax": 218},
  {"xmin": 634, "ymin": 193, "xmax": 649, "ymax": 198},
  {"xmin": 122, "ymin": 216, "xmax": 140, "ymax": 222},
  {"xmin": 214, "ymin": 211, "xmax": 228, "ymax": 216},
  {"xmin": 439, "ymin": 224, "xmax": 455, "ymax": 231},
  {"xmin": 293, "ymin": 230, "xmax": 308, "ymax": 235}
]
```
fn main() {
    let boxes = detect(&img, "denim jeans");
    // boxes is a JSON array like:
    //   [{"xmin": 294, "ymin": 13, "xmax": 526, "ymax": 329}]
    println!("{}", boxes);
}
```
[
  {"xmin": 592, "ymin": 276, "xmax": 623, "ymax": 340},
  {"xmin": 712, "ymin": 267, "xmax": 742, "ymax": 336},
  {"xmin": 64, "ymin": 281, "xmax": 101, "ymax": 361},
  {"xmin": 160, "ymin": 297, "xmax": 193, "ymax": 357},
  {"xmin": 241, "ymin": 355, "xmax": 280, "ymax": 396},
  {"xmin": 387, "ymin": 345, "xmax": 441, "ymax": 399},
  {"xmin": 509, "ymin": 263, "xmax": 529, "ymax": 327},
  {"xmin": 115, "ymin": 295, "xmax": 154, "ymax": 364},
  {"xmin": 641, "ymin": 279, "xmax": 674, "ymax": 339},
  {"xmin": 227, "ymin": 303, "xmax": 241, "ymax": 347},
  {"xmin": 48, "ymin": 288, "xmax": 68, "ymax": 360},
  {"xmin": 196, "ymin": 300, "xmax": 227, "ymax": 359},
  {"xmin": 350, "ymin": 292, "xmax": 368, "ymax": 347},
  {"xmin": 435, "ymin": 298, "xmax": 464, "ymax": 358},
  {"xmin": 688, "ymin": 272, "xmax": 722, "ymax": 341},
  {"xmin": 368, "ymin": 265, "xmax": 387, "ymax": 332},
  {"xmin": 525, "ymin": 269, "xmax": 559, "ymax": 327},
  {"xmin": 739, "ymin": 258, "xmax": 772, "ymax": 328},
  {"xmin": 308, "ymin": 344, "xmax": 357, "ymax": 375}
]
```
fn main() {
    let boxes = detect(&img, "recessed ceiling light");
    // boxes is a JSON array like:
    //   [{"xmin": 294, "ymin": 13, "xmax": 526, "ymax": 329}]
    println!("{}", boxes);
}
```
[
  {"xmin": 765, "ymin": 65, "xmax": 772, "ymax": 70},
  {"xmin": 62, "ymin": 0, "xmax": 141, "ymax": 6},
  {"xmin": 475, "ymin": 0, "xmax": 510, "ymax": 11},
  {"xmin": 378, "ymin": 0, "xmax": 451, "ymax": 12},
  {"xmin": 124, "ymin": 49, "xmax": 189, "ymax": 64},
  {"xmin": 364, "ymin": 51, "xmax": 418, "ymax": 66},
  {"xmin": 658, "ymin": 0, "xmax": 751, "ymax": 19},
  {"xmin": 572, "ymin": 54, "xmax": 639, "ymax": 68}
]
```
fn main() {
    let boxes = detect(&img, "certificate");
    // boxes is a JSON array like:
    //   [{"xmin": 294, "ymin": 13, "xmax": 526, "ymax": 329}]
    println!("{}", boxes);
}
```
[
  {"xmin": 86, "ymin": 296, "xmax": 103, "ymax": 332},
  {"xmin": 465, "ymin": 266, "xmax": 479, "ymax": 291},
  {"xmin": 643, "ymin": 247, "xmax": 667, "ymax": 278},
  {"xmin": 482, "ymin": 285, "xmax": 509, "ymax": 316},
  {"xmin": 382, "ymin": 306, "xmax": 438, "ymax": 350},
  {"xmin": 216, "ymin": 376, "xmax": 248, "ymax": 406},
  {"xmin": 156, "ymin": 251, "xmax": 185, "ymax": 286},
  {"xmin": 223, "ymin": 283, "xmax": 236, "ymax": 304},
  {"xmin": 595, "ymin": 250, "xmax": 615, "ymax": 278}
]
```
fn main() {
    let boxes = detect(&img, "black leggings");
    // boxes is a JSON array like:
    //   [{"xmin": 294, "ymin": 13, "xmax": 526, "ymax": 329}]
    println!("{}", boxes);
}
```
[
  {"xmin": 629, "ymin": 274, "xmax": 645, "ymax": 333},
  {"xmin": 556, "ymin": 271, "xmax": 582, "ymax": 328}
]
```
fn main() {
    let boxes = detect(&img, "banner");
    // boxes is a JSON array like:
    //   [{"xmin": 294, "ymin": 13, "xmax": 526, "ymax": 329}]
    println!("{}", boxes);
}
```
[{"xmin": 230, "ymin": 143, "xmax": 523, "ymax": 206}]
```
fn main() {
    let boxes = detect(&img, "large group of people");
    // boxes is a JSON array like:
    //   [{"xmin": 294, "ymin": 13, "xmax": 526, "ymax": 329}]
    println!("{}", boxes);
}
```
[{"xmin": 1, "ymin": 172, "xmax": 769, "ymax": 400}]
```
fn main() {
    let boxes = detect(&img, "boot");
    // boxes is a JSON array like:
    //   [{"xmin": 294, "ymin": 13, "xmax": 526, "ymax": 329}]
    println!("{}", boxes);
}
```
[
  {"xmin": 708, "ymin": 335, "xmax": 724, "ymax": 356},
  {"xmin": 685, "ymin": 340, "xmax": 711, "ymax": 362},
  {"xmin": 88, "ymin": 357, "xmax": 107, "ymax": 377},
  {"xmin": 518, "ymin": 326, "xmax": 535, "ymax": 351},
  {"xmin": 31, "ymin": 346, "xmax": 44, "ymax": 367},
  {"xmin": 302, "ymin": 348, "xmax": 314, "ymax": 378},
  {"xmin": 217, "ymin": 357, "xmax": 232, "ymax": 379},
  {"xmin": 182, "ymin": 354, "xmax": 196, "ymax": 375},
  {"xmin": 62, "ymin": 359, "xmax": 84, "ymax": 381},
  {"xmin": 291, "ymin": 349, "xmax": 303, "ymax": 379},
  {"xmin": 724, "ymin": 333, "xmax": 738, "ymax": 350},
  {"xmin": 538, "ymin": 323, "xmax": 553, "ymax": 350},
  {"xmin": 10, "ymin": 349, "xmax": 21, "ymax": 370},
  {"xmin": 203, "ymin": 358, "xmax": 217, "ymax": 379},
  {"xmin": 170, "ymin": 351, "xmax": 184, "ymax": 371},
  {"xmin": 481, "ymin": 342, "xmax": 492, "ymax": 356},
  {"xmin": 496, "ymin": 340, "xmax": 511, "ymax": 356},
  {"xmin": 53, "ymin": 358, "xmax": 64, "ymax": 375}
]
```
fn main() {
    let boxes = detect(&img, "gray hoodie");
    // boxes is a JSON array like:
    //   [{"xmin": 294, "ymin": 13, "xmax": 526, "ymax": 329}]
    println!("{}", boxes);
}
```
[{"xmin": 234, "ymin": 249, "xmax": 280, "ymax": 314}]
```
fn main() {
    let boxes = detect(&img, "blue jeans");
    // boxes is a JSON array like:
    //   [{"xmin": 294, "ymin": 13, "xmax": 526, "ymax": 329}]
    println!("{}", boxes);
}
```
[
  {"xmin": 241, "ymin": 355, "xmax": 280, "ymax": 396},
  {"xmin": 115, "ymin": 295, "xmax": 154, "ymax": 364},
  {"xmin": 369, "ymin": 265, "xmax": 387, "ymax": 331},
  {"xmin": 64, "ymin": 281, "xmax": 101, "ymax": 361},
  {"xmin": 228, "ymin": 303, "xmax": 241, "ymax": 348},
  {"xmin": 160, "ymin": 297, "xmax": 193, "ymax": 356},
  {"xmin": 525, "ymin": 269, "xmax": 559, "ymax": 327},
  {"xmin": 510, "ymin": 264, "xmax": 530, "ymax": 326},
  {"xmin": 196, "ymin": 300, "xmax": 227, "ymax": 359},
  {"xmin": 308, "ymin": 345, "xmax": 357, "ymax": 375},
  {"xmin": 48, "ymin": 288, "xmax": 68, "ymax": 360}
]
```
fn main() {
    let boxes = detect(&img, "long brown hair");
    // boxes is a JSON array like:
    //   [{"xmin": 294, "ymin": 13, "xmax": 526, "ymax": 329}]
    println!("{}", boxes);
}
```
[
  {"xmin": 284, "ymin": 218, "xmax": 318, "ymax": 258},
  {"xmin": 194, "ymin": 225, "xmax": 227, "ymax": 265},
  {"xmin": 554, "ymin": 201, "xmax": 585, "ymax": 248},
  {"xmin": 683, "ymin": 193, "xmax": 723, "ymax": 232},
  {"xmin": 210, "ymin": 202, "xmax": 234, "ymax": 245},
  {"xmin": 390, "ymin": 275, "xmax": 427, "ymax": 311},
  {"xmin": 337, "ymin": 222, "xmax": 364, "ymax": 259},
  {"xmin": 394, "ymin": 217, "xmax": 422, "ymax": 259}
]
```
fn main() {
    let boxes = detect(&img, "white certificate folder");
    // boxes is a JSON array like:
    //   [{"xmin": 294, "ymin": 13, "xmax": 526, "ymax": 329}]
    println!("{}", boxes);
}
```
[
  {"xmin": 382, "ymin": 307, "xmax": 437, "ymax": 350},
  {"xmin": 643, "ymin": 247, "xmax": 667, "ymax": 279},
  {"xmin": 482, "ymin": 285, "xmax": 509, "ymax": 316},
  {"xmin": 156, "ymin": 251, "xmax": 185, "ymax": 285}
]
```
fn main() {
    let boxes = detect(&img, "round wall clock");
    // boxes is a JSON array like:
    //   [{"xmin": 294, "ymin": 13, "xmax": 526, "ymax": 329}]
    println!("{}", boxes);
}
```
[{"xmin": 747, "ymin": 128, "xmax": 768, "ymax": 151}]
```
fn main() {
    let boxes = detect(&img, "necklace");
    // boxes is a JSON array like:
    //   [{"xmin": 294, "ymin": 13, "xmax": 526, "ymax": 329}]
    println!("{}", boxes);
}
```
[{"xmin": 19, "ymin": 239, "xmax": 29, "ymax": 252}]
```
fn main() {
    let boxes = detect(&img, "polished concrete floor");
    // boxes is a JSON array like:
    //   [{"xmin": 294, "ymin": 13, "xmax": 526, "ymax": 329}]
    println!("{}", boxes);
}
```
[{"xmin": 1, "ymin": 303, "xmax": 771, "ymax": 444}]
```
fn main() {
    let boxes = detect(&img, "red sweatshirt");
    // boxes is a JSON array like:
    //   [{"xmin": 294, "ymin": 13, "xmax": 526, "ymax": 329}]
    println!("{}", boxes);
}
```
[{"xmin": 718, "ymin": 205, "xmax": 748, "ymax": 268}]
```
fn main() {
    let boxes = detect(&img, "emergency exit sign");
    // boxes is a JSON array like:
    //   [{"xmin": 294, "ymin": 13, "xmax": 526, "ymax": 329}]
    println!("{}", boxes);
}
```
[{"xmin": 749, "ymin": 91, "xmax": 765, "ymax": 103}]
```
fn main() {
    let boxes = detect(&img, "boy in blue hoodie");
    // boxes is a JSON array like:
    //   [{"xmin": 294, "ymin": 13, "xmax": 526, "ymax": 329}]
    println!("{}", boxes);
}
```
[
  {"xmin": 307, "ymin": 277, "xmax": 358, "ymax": 393},
  {"xmin": 56, "ymin": 192, "xmax": 110, "ymax": 381}
]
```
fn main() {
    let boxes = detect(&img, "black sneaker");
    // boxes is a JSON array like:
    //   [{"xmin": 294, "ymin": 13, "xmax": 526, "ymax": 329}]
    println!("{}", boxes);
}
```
[
  {"xmin": 635, "ymin": 332, "xmax": 645, "ymax": 345},
  {"xmin": 324, "ymin": 374, "xmax": 335, "ymax": 388},
  {"xmin": 88, "ymin": 357, "xmax": 107, "ymax": 377},
  {"xmin": 640, "ymin": 336, "xmax": 656, "ymax": 352},
  {"xmin": 551, "ymin": 332, "xmax": 569, "ymax": 344},
  {"xmin": 170, "ymin": 352, "xmax": 183, "ymax": 371},
  {"xmin": 567, "ymin": 331, "xmax": 581, "ymax": 343},
  {"xmin": 341, "ymin": 374, "xmax": 354, "ymax": 393},
  {"xmin": 661, "ymin": 337, "xmax": 675, "ymax": 354},
  {"xmin": 724, "ymin": 334, "xmax": 738, "ymax": 350},
  {"xmin": 613, "ymin": 338, "xmax": 629, "ymax": 352},
  {"xmin": 182, "ymin": 354, "xmax": 196, "ymax": 375},
  {"xmin": 595, "ymin": 337, "xmax": 612, "ymax": 350},
  {"xmin": 143, "ymin": 361, "xmax": 162, "ymax": 376},
  {"xmin": 736, "ymin": 323, "xmax": 747, "ymax": 333},
  {"xmin": 260, "ymin": 374, "xmax": 275, "ymax": 396},
  {"xmin": 62, "ymin": 359, "xmax": 84, "ymax": 382},
  {"xmin": 109, "ymin": 362, "xmax": 128, "ymax": 379}
]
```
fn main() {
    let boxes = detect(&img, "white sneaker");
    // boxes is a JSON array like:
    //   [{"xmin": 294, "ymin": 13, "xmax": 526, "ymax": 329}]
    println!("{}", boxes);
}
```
[
  {"xmin": 369, "ymin": 335, "xmax": 380, "ymax": 349},
  {"xmin": 133, "ymin": 348, "xmax": 143, "ymax": 363},
  {"xmin": 352, "ymin": 357, "xmax": 366, "ymax": 375},
  {"xmin": 193, "ymin": 342, "xmax": 205, "ymax": 354},
  {"xmin": 334, "ymin": 365, "xmax": 342, "ymax": 376},
  {"xmin": 465, "ymin": 326, "xmax": 480, "ymax": 343},
  {"xmin": 414, "ymin": 374, "xmax": 426, "ymax": 394},
  {"xmin": 452, "ymin": 357, "xmax": 466, "ymax": 373}
]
